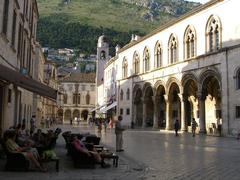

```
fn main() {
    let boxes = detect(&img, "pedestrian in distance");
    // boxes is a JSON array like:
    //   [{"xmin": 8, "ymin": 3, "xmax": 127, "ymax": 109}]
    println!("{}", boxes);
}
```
[
  {"xmin": 115, "ymin": 115, "xmax": 125, "ymax": 152},
  {"xmin": 191, "ymin": 118, "xmax": 198, "ymax": 137},
  {"xmin": 174, "ymin": 119, "xmax": 180, "ymax": 136}
]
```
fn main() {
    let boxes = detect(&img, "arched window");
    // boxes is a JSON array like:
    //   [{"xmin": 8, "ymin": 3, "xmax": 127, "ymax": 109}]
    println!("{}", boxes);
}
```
[
  {"xmin": 236, "ymin": 69, "xmax": 240, "ymax": 90},
  {"xmin": 206, "ymin": 15, "xmax": 221, "ymax": 52},
  {"xmin": 120, "ymin": 89, "xmax": 124, "ymax": 101},
  {"xmin": 100, "ymin": 50, "xmax": 106, "ymax": 59},
  {"xmin": 86, "ymin": 93, "xmax": 90, "ymax": 104},
  {"xmin": 168, "ymin": 34, "xmax": 178, "ymax": 64},
  {"xmin": 143, "ymin": 47, "xmax": 150, "ymax": 72},
  {"xmin": 184, "ymin": 26, "xmax": 196, "ymax": 59},
  {"xmin": 63, "ymin": 94, "xmax": 68, "ymax": 104},
  {"xmin": 122, "ymin": 57, "xmax": 128, "ymax": 78},
  {"xmin": 154, "ymin": 42, "xmax": 162, "ymax": 68},
  {"xmin": 133, "ymin": 52, "xmax": 140, "ymax": 74},
  {"xmin": 127, "ymin": 88, "xmax": 130, "ymax": 100}
]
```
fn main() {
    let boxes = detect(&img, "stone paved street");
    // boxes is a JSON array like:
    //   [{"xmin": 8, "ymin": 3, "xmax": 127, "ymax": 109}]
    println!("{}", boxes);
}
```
[{"xmin": 1, "ymin": 124, "xmax": 240, "ymax": 180}]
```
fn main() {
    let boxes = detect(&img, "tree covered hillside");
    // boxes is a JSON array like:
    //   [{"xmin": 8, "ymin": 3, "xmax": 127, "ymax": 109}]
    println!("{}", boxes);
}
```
[{"xmin": 36, "ymin": 0, "xmax": 200, "ymax": 55}]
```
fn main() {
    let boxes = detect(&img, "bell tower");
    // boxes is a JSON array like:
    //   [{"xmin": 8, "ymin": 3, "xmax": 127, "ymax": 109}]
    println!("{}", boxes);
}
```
[{"xmin": 96, "ymin": 35, "xmax": 109, "ymax": 86}]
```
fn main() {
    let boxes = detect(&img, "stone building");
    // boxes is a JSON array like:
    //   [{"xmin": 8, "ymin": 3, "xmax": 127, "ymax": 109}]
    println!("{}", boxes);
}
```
[
  {"xmin": 58, "ymin": 73, "xmax": 96, "ymax": 124},
  {"xmin": 0, "ymin": 0, "xmax": 57, "ymax": 135},
  {"xmin": 103, "ymin": 0, "xmax": 240, "ymax": 136},
  {"xmin": 34, "ymin": 44, "xmax": 58, "ymax": 126}
]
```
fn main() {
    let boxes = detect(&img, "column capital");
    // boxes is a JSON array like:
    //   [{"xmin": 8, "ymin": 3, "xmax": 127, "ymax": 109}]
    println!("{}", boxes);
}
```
[
  {"xmin": 197, "ymin": 92, "xmax": 206, "ymax": 101},
  {"xmin": 178, "ymin": 93, "xmax": 187, "ymax": 102},
  {"xmin": 163, "ymin": 94, "xmax": 169, "ymax": 102}
]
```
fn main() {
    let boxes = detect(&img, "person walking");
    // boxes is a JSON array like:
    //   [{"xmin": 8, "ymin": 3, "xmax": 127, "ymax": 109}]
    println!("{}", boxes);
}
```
[
  {"xmin": 115, "ymin": 115, "xmax": 125, "ymax": 152},
  {"xmin": 174, "ymin": 119, "xmax": 180, "ymax": 136},
  {"xmin": 191, "ymin": 118, "xmax": 198, "ymax": 137}
]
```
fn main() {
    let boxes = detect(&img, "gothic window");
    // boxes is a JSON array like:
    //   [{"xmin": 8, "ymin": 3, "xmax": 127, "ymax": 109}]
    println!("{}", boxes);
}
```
[
  {"xmin": 73, "ymin": 93, "xmax": 77, "ymax": 104},
  {"xmin": 154, "ymin": 42, "xmax": 162, "ymax": 68},
  {"xmin": 77, "ymin": 93, "xmax": 81, "ymax": 104},
  {"xmin": 236, "ymin": 69, "xmax": 240, "ymax": 89},
  {"xmin": 63, "ymin": 94, "xmax": 68, "ymax": 104},
  {"xmin": 133, "ymin": 52, "xmax": 140, "ymax": 74},
  {"xmin": 168, "ymin": 34, "xmax": 178, "ymax": 64},
  {"xmin": 206, "ymin": 15, "xmax": 221, "ymax": 52},
  {"xmin": 120, "ymin": 89, "xmax": 124, "ymax": 101},
  {"xmin": 143, "ymin": 47, "xmax": 150, "ymax": 72},
  {"xmin": 127, "ymin": 88, "xmax": 130, "ymax": 100},
  {"xmin": 184, "ymin": 26, "xmax": 196, "ymax": 59},
  {"xmin": 86, "ymin": 93, "xmax": 90, "ymax": 104},
  {"xmin": 2, "ymin": 0, "xmax": 9, "ymax": 35},
  {"xmin": 122, "ymin": 58, "xmax": 128, "ymax": 78}
]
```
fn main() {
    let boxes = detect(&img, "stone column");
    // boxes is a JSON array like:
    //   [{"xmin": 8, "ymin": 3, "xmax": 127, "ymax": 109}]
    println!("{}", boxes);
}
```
[
  {"xmin": 164, "ymin": 95, "xmax": 170, "ymax": 130},
  {"xmin": 153, "ymin": 96, "xmax": 160, "ymax": 129},
  {"xmin": 198, "ymin": 92, "xmax": 206, "ymax": 133},
  {"xmin": 142, "ymin": 98, "xmax": 147, "ymax": 128},
  {"xmin": 178, "ymin": 94, "xmax": 187, "ymax": 132}
]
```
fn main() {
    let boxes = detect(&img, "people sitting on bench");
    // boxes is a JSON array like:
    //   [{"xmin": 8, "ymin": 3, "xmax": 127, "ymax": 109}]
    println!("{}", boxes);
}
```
[
  {"xmin": 4, "ymin": 130, "xmax": 47, "ymax": 172},
  {"xmin": 71, "ymin": 136, "xmax": 110, "ymax": 168}
]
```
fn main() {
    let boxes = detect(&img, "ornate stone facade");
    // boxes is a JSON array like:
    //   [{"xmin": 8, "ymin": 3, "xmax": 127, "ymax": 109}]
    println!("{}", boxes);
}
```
[
  {"xmin": 103, "ymin": 0, "xmax": 240, "ymax": 136},
  {"xmin": 59, "ymin": 73, "xmax": 96, "ymax": 124}
]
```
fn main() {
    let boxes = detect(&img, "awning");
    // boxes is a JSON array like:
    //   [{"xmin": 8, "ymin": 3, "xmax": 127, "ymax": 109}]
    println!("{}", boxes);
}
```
[
  {"xmin": 90, "ymin": 104, "xmax": 106, "ymax": 112},
  {"xmin": 0, "ymin": 64, "xmax": 57, "ymax": 100},
  {"xmin": 100, "ymin": 101, "xmax": 117, "ymax": 113}
]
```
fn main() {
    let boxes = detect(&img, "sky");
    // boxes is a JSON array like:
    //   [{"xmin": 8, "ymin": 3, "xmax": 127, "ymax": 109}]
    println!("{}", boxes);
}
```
[{"xmin": 186, "ymin": 0, "xmax": 211, "ymax": 4}]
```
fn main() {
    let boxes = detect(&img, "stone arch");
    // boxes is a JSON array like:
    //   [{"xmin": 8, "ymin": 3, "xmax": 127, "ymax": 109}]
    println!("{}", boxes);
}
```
[
  {"xmin": 73, "ymin": 109, "xmax": 80, "ymax": 119},
  {"xmin": 182, "ymin": 75, "xmax": 198, "ymax": 128},
  {"xmin": 133, "ymin": 84, "xmax": 143, "ymax": 127},
  {"xmin": 166, "ymin": 77, "xmax": 182, "ymax": 95},
  {"xmin": 199, "ymin": 68, "xmax": 222, "ymax": 134},
  {"xmin": 142, "ymin": 84, "xmax": 154, "ymax": 127},
  {"xmin": 154, "ymin": 80, "xmax": 166, "ymax": 96},
  {"xmin": 155, "ymin": 82, "xmax": 167, "ymax": 128},
  {"xmin": 81, "ymin": 109, "xmax": 89, "ymax": 121},
  {"xmin": 64, "ymin": 109, "xmax": 71, "ymax": 123},
  {"xmin": 167, "ymin": 82, "xmax": 181, "ymax": 129},
  {"xmin": 199, "ymin": 68, "xmax": 221, "ymax": 92},
  {"xmin": 143, "ymin": 82, "xmax": 153, "ymax": 97}
]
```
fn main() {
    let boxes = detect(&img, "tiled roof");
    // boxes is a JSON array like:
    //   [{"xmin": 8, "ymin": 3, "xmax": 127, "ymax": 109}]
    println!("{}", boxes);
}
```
[{"xmin": 60, "ymin": 73, "xmax": 96, "ymax": 83}]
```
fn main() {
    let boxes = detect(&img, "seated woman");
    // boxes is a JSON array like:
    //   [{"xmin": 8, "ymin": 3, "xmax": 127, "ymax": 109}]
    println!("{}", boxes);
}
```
[
  {"xmin": 71, "ymin": 136, "xmax": 109, "ymax": 168},
  {"xmin": 5, "ymin": 130, "xmax": 46, "ymax": 172}
]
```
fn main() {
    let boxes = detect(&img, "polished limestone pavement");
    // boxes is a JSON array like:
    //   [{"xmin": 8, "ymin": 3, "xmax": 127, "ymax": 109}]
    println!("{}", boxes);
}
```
[{"xmin": 1, "ymin": 123, "xmax": 240, "ymax": 180}]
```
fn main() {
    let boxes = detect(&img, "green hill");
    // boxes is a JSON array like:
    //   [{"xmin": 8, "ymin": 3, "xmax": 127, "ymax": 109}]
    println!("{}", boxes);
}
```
[{"xmin": 36, "ymin": 0, "xmax": 200, "ymax": 55}]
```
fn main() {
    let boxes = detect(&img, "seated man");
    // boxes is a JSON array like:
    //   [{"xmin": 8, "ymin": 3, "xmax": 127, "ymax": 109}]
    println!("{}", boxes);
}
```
[{"xmin": 71, "ymin": 136, "xmax": 110, "ymax": 168}]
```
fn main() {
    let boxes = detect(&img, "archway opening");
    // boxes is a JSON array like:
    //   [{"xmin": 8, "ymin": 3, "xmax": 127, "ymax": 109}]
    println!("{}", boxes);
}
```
[
  {"xmin": 144, "ymin": 86, "xmax": 154, "ymax": 127},
  {"xmin": 64, "ymin": 109, "xmax": 71, "ymax": 123},
  {"xmin": 202, "ymin": 76, "xmax": 221, "ymax": 134},
  {"xmin": 168, "ymin": 83, "xmax": 181, "ymax": 129},
  {"xmin": 183, "ymin": 79, "xmax": 198, "ymax": 130},
  {"xmin": 134, "ymin": 88, "xmax": 143, "ymax": 127},
  {"xmin": 81, "ymin": 110, "xmax": 89, "ymax": 121},
  {"xmin": 156, "ymin": 85, "xmax": 166, "ymax": 128}
]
